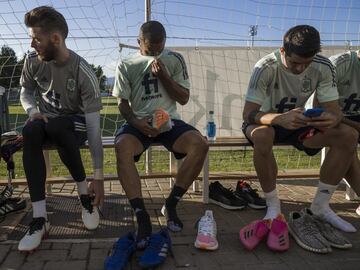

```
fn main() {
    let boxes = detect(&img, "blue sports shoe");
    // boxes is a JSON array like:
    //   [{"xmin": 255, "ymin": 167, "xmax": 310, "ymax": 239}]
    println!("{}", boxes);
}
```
[
  {"xmin": 104, "ymin": 232, "xmax": 136, "ymax": 270},
  {"xmin": 138, "ymin": 229, "xmax": 172, "ymax": 269}
]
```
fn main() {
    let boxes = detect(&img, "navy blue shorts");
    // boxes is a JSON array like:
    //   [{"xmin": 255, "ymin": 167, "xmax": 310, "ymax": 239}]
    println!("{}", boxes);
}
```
[
  {"xmin": 242, "ymin": 123, "xmax": 322, "ymax": 156},
  {"xmin": 115, "ymin": 119, "xmax": 198, "ymax": 162}
]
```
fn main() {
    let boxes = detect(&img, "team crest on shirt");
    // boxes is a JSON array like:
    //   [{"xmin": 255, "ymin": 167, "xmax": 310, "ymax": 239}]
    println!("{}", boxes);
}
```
[
  {"xmin": 301, "ymin": 77, "xmax": 312, "ymax": 93},
  {"xmin": 67, "ymin": 78, "xmax": 76, "ymax": 92}
]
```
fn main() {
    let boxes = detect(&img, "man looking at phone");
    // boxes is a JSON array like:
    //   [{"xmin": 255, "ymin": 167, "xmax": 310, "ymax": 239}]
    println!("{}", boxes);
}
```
[
  {"xmin": 330, "ymin": 50, "xmax": 360, "ymax": 217},
  {"xmin": 242, "ymin": 25, "xmax": 358, "ymax": 232}
]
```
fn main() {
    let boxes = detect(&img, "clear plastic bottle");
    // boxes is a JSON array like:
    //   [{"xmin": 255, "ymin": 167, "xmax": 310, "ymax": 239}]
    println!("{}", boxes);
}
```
[{"xmin": 206, "ymin": 110, "xmax": 216, "ymax": 141}]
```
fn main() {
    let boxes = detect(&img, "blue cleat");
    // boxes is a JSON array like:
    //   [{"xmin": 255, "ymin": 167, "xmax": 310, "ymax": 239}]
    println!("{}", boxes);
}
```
[
  {"xmin": 104, "ymin": 232, "xmax": 137, "ymax": 270},
  {"xmin": 138, "ymin": 228, "xmax": 172, "ymax": 269}
]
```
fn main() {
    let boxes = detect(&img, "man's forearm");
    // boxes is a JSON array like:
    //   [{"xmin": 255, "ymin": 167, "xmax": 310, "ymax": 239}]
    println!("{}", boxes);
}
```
[
  {"xmin": 20, "ymin": 87, "xmax": 39, "ymax": 116},
  {"xmin": 246, "ymin": 110, "xmax": 282, "ymax": 126},
  {"xmin": 159, "ymin": 76, "xmax": 189, "ymax": 105},
  {"xmin": 119, "ymin": 101, "xmax": 137, "ymax": 125},
  {"xmin": 85, "ymin": 111, "xmax": 104, "ymax": 180}
]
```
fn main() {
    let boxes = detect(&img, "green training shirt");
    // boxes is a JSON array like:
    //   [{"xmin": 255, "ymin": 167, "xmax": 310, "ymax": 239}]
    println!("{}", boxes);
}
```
[
  {"xmin": 112, "ymin": 49, "xmax": 190, "ymax": 119},
  {"xmin": 330, "ymin": 50, "xmax": 360, "ymax": 115},
  {"xmin": 246, "ymin": 49, "xmax": 338, "ymax": 113}
]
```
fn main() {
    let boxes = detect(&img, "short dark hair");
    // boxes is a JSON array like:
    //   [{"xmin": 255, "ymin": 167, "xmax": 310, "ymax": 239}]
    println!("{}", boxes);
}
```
[
  {"xmin": 139, "ymin": 21, "xmax": 166, "ymax": 43},
  {"xmin": 24, "ymin": 6, "xmax": 68, "ymax": 39},
  {"xmin": 283, "ymin": 25, "xmax": 321, "ymax": 57}
]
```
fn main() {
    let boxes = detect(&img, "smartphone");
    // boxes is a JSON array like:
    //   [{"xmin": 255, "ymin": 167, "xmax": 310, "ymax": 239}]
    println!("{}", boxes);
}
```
[{"xmin": 303, "ymin": 108, "xmax": 324, "ymax": 118}]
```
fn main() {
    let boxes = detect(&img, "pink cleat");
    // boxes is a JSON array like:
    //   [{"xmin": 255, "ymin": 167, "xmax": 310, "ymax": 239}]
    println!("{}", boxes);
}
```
[
  {"xmin": 239, "ymin": 219, "xmax": 270, "ymax": 250},
  {"xmin": 267, "ymin": 213, "xmax": 289, "ymax": 252}
]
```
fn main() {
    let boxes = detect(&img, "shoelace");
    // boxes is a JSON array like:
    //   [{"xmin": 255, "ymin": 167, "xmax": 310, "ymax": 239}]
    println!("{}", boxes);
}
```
[
  {"xmin": 0, "ymin": 185, "xmax": 13, "ymax": 205},
  {"xmin": 146, "ymin": 234, "xmax": 168, "ymax": 254},
  {"xmin": 28, "ymin": 217, "xmax": 46, "ymax": 235},
  {"xmin": 240, "ymin": 182, "xmax": 261, "ymax": 199},
  {"xmin": 198, "ymin": 216, "xmax": 215, "ymax": 237},
  {"xmin": 80, "ymin": 195, "xmax": 94, "ymax": 214},
  {"xmin": 299, "ymin": 215, "xmax": 321, "ymax": 236},
  {"xmin": 219, "ymin": 186, "xmax": 237, "ymax": 199}
]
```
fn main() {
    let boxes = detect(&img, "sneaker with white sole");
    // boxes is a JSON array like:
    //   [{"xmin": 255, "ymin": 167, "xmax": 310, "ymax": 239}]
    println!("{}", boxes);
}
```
[
  {"xmin": 194, "ymin": 210, "xmax": 218, "ymax": 250},
  {"xmin": 288, "ymin": 211, "xmax": 331, "ymax": 254},
  {"xmin": 80, "ymin": 194, "xmax": 99, "ymax": 230},
  {"xmin": 302, "ymin": 208, "xmax": 352, "ymax": 249},
  {"xmin": 18, "ymin": 217, "xmax": 50, "ymax": 252}
]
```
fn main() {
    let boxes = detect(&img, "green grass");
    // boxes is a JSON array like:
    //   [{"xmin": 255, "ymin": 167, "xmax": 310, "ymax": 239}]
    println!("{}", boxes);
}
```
[
  {"xmin": 1, "ymin": 97, "xmax": 322, "ymax": 179},
  {"xmin": 0, "ymin": 147, "xmax": 322, "ymax": 179}
]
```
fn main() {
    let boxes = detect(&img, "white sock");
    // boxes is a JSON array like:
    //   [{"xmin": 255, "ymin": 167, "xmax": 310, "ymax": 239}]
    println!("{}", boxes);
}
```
[
  {"xmin": 76, "ymin": 180, "xmax": 88, "ymax": 196},
  {"xmin": 32, "ymin": 200, "xmax": 47, "ymax": 219},
  {"xmin": 263, "ymin": 189, "xmax": 281, "ymax": 220},
  {"xmin": 311, "ymin": 181, "xmax": 356, "ymax": 233}
]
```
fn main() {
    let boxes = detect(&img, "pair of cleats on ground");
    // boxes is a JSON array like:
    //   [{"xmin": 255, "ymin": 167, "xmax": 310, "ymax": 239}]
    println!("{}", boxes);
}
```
[
  {"xmin": 104, "ymin": 229, "xmax": 172, "ymax": 270},
  {"xmin": 239, "ymin": 214, "xmax": 289, "ymax": 252}
]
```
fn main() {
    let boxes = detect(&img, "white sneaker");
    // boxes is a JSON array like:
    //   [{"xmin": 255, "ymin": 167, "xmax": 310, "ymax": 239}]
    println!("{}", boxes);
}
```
[
  {"xmin": 356, "ymin": 205, "xmax": 360, "ymax": 216},
  {"xmin": 18, "ymin": 217, "xmax": 50, "ymax": 252},
  {"xmin": 80, "ymin": 195, "xmax": 99, "ymax": 230},
  {"xmin": 194, "ymin": 210, "xmax": 218, "ymax": 250}
]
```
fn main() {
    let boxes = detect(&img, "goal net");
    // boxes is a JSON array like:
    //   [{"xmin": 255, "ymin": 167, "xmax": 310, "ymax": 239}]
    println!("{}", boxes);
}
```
[{"xmin": 0, "ymin": 0, "xmax": 359, "ymax": 178}]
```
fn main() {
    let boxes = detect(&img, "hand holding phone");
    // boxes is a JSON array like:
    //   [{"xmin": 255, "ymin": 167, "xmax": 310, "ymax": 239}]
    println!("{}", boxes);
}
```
[{"xmin": 303, "ymin": 108, "xmax": 324, "ymax": 118}]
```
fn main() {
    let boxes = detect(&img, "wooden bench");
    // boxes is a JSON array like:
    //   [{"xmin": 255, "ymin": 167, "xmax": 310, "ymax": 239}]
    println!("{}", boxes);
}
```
[
  {"xmin": 1, "ymin": 136, "xmax": 357, "ymax": 203},
  {"xmin": 0, "ymin": 136, "xmax": 183, "ymax": 193}
]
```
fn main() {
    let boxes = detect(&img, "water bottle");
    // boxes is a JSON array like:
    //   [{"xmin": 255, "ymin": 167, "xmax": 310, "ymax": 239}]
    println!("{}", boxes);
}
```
[{"xmin": 206, "ymin": 111, "xmax": 216, "ymax": 141}]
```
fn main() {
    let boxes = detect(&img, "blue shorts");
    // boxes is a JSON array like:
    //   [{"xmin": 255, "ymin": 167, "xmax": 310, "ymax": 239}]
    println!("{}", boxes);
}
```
[
  {"xmin": 115, "ymin": 119, "xmax": 198, "ymax": 162},
  {"xmin": 242, "ymin": 123, "xmax": 322, "ymax": 156}
]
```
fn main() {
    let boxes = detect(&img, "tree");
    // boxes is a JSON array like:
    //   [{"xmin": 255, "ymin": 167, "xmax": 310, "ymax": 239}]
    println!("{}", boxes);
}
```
[
  {"xmin": 0, "ymin": 46, "xmax": 23, "ymax": 90},
  {"xmin": 90, "ymin": 64, "xmax": 107, "ymax": 92}
]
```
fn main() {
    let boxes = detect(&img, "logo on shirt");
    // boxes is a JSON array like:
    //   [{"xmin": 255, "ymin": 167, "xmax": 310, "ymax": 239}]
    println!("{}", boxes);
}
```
[
  {"xmin": 141, "ymin": 73, "xmax": 162, "ymax": 101},
  {"xmin": 275, "ymin": 97, "xmax": 297, "ymax": 113},
  {"xmin": 343, "ymin": 93, "xmax": 360, "ymax": 112},
  {"xmin": 301, "ymin": 77, "xmax": 312, "ymax": 93},
  {"xmin": 67, "ymin": 78, "xmax": 76, "ymax": 92}
]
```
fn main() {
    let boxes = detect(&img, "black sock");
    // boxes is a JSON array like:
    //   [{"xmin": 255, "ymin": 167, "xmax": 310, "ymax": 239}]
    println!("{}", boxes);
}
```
[
  {"xmin": 129, "ymin": 198, "xmax": 152, "ymax": 240},
  {"xmin": 165, "ymin": 185, "xmax": 186, "ymax": 227}
]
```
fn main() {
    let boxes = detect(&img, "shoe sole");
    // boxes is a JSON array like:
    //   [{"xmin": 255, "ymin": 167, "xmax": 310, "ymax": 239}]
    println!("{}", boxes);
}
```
[
  {"xmin": 288, "ymin": 225, "xmax": 331, "ymax": 254},
  {"xmin": 248, "ymin": 203, "xmax": 267, "ymax": 210},
  {"xmin": 328, "ymin": 242, "xmax": 352, "ymax": 249},
  {"xmin": 18, "ymin": 231, "xmax": 49, "ymax": 253},
  {"xmin": 194, "ymin": 240, "xmax": 218, "ymax": 250},
  {"xmin": 209, "ymin": 199, "xmax": 246, "ymax": 210}
]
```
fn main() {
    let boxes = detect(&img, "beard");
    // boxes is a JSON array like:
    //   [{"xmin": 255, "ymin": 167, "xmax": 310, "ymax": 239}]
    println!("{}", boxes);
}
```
[{"xmin": 37, "ymin": 42, "xmax": 57, "ymax": 62}]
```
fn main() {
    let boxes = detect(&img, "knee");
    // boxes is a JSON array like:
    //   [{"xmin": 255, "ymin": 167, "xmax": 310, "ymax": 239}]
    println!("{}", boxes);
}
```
[
  {"xmin": 333, "ymin": 124, "xmax": 358, "ymax": 151},
  {"xmin": 22, "ymin": 122, "xmax": 43, "ymax": 141},
  {"xmin": 115, "ymin": 139, "xmax": 136, "ymax": 163},
  {"xmin": 189, "ymin": 136, "xmax": 209, "ymax": 157},
  {"xmin": 251, "ymin": 127, "xmax": 275, "ymax": 153}
]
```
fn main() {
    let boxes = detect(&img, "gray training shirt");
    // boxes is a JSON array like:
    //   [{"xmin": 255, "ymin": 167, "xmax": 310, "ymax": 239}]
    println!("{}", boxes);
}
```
[{"xmin": 20, "ymin": 50, "xmax": 104, "ymax": 179}]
